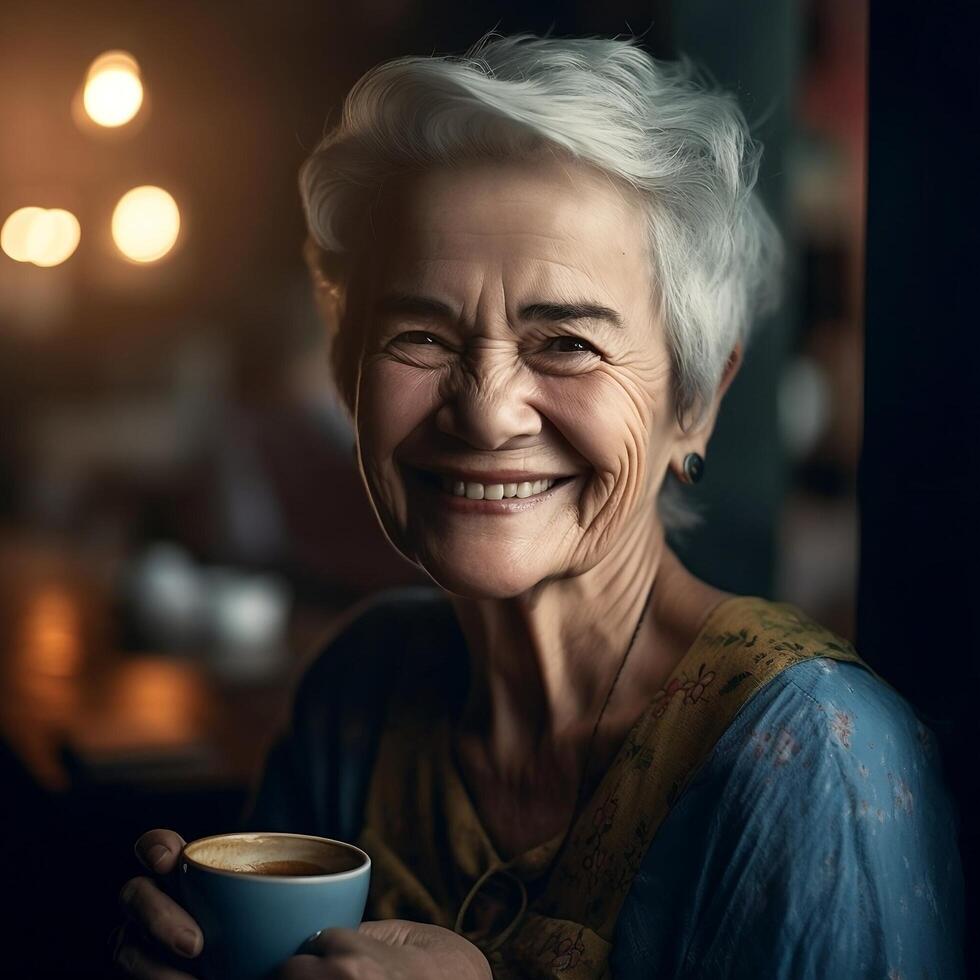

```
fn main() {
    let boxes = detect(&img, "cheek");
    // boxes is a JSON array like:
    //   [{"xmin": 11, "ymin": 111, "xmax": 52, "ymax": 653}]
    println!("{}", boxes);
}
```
[
  {"xmin": 354, "ymin": 362, "xmax": 442, "ymax": 551},
  {"xmin": 535, "ymin": 371, "xmax": 665, "ymax": 538},
  {"xmin": 538, "ymin": 372, "xmax": 653, "ymax": 480},
  {"xmin": 357, "ymin": 361, "xmax": 439, "ymax": 457}
]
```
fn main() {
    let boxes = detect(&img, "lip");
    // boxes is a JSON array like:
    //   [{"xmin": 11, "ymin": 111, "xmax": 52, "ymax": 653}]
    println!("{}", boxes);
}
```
[{"xmin": 401, "ymin": 465, "xmax": 578, "ymax": 514}]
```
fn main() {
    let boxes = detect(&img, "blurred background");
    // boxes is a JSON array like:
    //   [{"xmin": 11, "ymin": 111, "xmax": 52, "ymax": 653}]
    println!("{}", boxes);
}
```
[{"xmin": 3, "ymin": 0, "xmax": 970, "ymax": 976}]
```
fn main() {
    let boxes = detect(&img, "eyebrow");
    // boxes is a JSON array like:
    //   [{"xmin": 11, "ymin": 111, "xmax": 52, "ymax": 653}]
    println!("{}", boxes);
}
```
[
  {"xmin": 520, "ymin": 301, "xmax": 623, "ymax": 329},
  {"xmin": 375, "ymin": 292, "xmax": 623, "ymax": 329}
]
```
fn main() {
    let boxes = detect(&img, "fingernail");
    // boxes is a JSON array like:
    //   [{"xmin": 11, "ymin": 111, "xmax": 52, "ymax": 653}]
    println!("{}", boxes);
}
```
[
  {"xmin": 175, "ymin": 929, "xmax": 202, "ymax": 958},
  {"xmin": 146, "ymin": 844, "xmax": 171, "ymax": 871}
]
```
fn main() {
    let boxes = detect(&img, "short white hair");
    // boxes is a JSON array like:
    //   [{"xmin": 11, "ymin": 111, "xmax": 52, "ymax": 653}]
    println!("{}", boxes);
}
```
[{"xmin": 300, "ymin": 33, "xmax": 783, "ymax": 531}]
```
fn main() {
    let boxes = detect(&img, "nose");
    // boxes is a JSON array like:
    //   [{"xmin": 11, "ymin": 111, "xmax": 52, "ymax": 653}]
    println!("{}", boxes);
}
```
[{"xmin": 435, "ymin": 359, "xmax": 541, "ymax": 450}]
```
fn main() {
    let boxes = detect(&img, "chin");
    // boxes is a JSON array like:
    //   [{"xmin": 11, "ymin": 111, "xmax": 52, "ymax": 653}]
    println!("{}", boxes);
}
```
[{"xmin": 414, "ymin": 551, "xmax": 549, "ymax": 599}]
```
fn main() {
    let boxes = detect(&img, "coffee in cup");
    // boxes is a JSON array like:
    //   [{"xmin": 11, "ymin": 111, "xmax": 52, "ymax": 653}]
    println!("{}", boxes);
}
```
[
  {"xmin": 240, "ymin": 859, "xmax": 335, "ymax": 876},
  {"xmin": 180, "ymin": 832, "xmax": 371, "ymax": 980}
]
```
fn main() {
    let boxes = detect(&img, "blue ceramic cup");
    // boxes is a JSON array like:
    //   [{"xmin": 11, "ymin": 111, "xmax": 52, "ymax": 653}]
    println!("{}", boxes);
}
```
[{"xmin": 179, "ymin": 832, "xmax": 371, "ymax": 980}]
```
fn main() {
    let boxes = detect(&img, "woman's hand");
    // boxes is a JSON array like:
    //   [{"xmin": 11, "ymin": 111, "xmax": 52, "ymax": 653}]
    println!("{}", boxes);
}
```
[
  {"xmin": 276, "ymin": 920, "xmax": 492, "ymax": 980},
  {"xmin": 112, "ymin": 829, "xmax": 204, "ymax": 978}
]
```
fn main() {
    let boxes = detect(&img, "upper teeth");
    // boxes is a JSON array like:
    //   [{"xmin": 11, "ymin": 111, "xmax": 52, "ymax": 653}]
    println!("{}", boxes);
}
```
[{"xmin": 441, "ymin": 477, "xmax": 557, "ymax": 499}]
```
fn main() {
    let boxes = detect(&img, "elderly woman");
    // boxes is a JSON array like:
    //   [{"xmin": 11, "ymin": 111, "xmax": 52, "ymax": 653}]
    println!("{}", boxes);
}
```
[{"xmin": 115, "ymin": 34, "xmax": 963, "ymax": 980}]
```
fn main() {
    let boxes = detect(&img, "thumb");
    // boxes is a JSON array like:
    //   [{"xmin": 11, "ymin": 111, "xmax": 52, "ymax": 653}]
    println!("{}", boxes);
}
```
[
  {"xmin": 135, "ymin": 829, "xmax": 187, "ymax": 875},
  {"xmin": 357, "ymin": 919, "xmax": 421, "ymax": 947}
]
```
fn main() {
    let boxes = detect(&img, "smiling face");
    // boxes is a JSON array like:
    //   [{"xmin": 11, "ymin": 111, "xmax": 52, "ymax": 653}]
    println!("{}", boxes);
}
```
[{"xmin": 347, "ymin": 156, "xmax": 699, "ymax": 598}]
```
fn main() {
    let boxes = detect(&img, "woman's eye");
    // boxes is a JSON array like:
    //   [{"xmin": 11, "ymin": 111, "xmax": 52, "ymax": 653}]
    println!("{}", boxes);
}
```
[
  {"xmin": 546, "ymin": 336, "xmax": 599, "ymax": 355},
  {"xmin": 385, "ymin": 330, "xmax": 454, "ymax": 367},
  {"xmin": 395, "ymin": 331, "xmax": 441, "ymax": 346}
]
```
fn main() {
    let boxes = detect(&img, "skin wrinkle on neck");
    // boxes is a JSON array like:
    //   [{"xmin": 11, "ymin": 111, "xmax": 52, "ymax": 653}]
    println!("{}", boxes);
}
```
[
  {"xmin": 450, "ymin": 509, "xmax": 663, "ymax": 758},
  {"xmin": 449, "ymin": 541, "xmax": 728, "ymax": 810}
]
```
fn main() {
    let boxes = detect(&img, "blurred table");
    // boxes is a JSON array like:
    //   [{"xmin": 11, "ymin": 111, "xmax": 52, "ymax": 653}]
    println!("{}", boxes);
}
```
[{"xmin": 0, "ymin": 529, "xmax": 341, "ymax": 793}]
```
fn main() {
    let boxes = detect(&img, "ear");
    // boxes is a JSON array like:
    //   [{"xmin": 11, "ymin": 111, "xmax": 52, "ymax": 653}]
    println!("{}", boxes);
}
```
[
  {"xmin": 303, "ymin": 235, "xmax": 344, "ymax": 334},
  {"xmin": 671, "ymin": 343, "xmax": 743, "ymax": 479}
]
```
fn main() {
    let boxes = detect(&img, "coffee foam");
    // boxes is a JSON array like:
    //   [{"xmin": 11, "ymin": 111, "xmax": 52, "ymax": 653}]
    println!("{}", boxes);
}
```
[{"xmin": 184, "ymin": 834, "xmax": 365, "ymax": 876}]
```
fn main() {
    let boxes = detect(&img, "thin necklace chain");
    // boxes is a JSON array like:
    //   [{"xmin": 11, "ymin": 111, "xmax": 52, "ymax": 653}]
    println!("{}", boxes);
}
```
[
  {"xmin": 566, "ymin": 578, "xmax": 656, "ymax": 840},
  {"xmin": 448, "ymin": 585, "xmax": 656, "ymax": 954}
]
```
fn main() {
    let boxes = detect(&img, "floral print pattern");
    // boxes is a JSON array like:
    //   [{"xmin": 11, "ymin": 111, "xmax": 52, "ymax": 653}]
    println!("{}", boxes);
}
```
[{"xmin": 652, "ymin": 662, "xmax": 717, "ymax": 717}]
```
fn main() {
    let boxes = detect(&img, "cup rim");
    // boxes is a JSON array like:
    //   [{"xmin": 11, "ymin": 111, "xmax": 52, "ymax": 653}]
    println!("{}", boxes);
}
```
[{"xmin": 181, "ymin": 832, "xmax": 371, "ymax": 883}]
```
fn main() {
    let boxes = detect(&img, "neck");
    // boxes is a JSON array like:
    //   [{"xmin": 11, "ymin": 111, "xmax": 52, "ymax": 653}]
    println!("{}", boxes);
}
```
[{"xmin": 449, "ymin": 515, "xmax": 678, "ymax": 780}]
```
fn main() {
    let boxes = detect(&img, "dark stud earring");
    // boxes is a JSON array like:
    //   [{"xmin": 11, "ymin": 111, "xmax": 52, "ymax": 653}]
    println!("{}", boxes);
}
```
[{"xmin": 682, "ymin": 452, "xmax": 704, "ymax": 484}]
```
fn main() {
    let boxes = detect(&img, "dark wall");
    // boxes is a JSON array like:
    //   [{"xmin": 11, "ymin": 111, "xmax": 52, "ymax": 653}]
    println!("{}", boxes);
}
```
[{"xmin": 861, "ymin": 2, "xmax": 979, "ymax": 974}]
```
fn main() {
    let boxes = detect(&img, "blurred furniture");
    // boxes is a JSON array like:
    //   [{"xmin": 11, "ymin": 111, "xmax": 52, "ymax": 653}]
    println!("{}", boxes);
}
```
[{"xmin": 0, "ymin": 529, "xmax": 338, "ymax": 794}]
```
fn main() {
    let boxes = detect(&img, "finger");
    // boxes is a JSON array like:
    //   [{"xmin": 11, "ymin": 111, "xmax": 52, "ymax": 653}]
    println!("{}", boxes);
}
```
[
  {"xmin": 119, "ymin": 877, "xmax": 203, "ymax": 960},
  {"xmin": 297, "ymin": 927, "xmax": 363, "ymax": 957},
  {"xmin": 113, "ymin": 931, "xmax": 198, "ymax": 980},
  {"xmin": 135, "ymin": 829, "xmax": 187, "ymax": 875}
]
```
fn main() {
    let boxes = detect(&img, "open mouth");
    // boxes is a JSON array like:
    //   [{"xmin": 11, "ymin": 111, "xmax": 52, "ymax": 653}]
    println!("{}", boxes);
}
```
[{"xmin": 404, "ymin": 467, "xmax": 573, "ymax": 502}]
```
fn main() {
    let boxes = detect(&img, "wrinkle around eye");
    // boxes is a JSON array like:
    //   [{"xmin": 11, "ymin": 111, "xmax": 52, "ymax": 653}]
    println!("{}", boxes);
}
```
[
  {"xmin": 390, "ymin": 329, "xmax": 447, "ymax": 346},
  {"xmin": 383, "ymin": 332, "xmax": 455, "ymax": 369},
  {"xmin": 525, "ymin": 341, "xmax": 603, "ymax": 377},
  {"xmin": 542, "ymin": 335, "xmax": 602, "ymax": 356},
  {"xmin": 381, "ymin": 329, "xmax": 609, "ymax": 376}
]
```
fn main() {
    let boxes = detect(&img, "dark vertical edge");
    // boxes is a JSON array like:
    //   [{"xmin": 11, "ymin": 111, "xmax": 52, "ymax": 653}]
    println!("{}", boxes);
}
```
[{"xmin": 860, "ymin": 1, "xmax": 979, "ymax": 972}]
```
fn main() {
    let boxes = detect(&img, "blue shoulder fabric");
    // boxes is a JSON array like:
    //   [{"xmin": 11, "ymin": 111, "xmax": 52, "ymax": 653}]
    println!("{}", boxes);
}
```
[{"xmin": 611, "ymin": 658, "xmax": 965, "ymax": 980}]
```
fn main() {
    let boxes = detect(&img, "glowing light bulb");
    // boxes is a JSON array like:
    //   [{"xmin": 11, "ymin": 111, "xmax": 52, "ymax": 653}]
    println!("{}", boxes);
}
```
[
  {"xmin": 89, "ymin": 50, "xmax": 140, "ymax": 76},
  {"xmin": 111, "ymin": 185, "xmax": 180, "ymax": 263},
  {"xmin": 26, "ymin": 209, "xmax": 82, "ymax": 267},
  {"xmin": 1, "ymin": 207, "xmax": 46, "ymax": 262},
  {"xmin": 1, "ymin": 206, "xmax": 81, "ymax": 267},
  {"xmin": 83, "ymin": 50, "xmax": 143, "ymax": 127}
]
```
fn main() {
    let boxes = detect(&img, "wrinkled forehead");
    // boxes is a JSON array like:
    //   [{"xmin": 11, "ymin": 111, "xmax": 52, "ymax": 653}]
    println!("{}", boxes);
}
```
[{"xmin": 363, "ymin": 158, "xmax": 650, "ymax": 297}]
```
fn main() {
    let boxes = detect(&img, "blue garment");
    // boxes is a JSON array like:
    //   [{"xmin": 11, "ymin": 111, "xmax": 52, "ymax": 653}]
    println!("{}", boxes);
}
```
[{"xmin": 244, "ymin": 588, "xmax": 965, "ymax": 978}]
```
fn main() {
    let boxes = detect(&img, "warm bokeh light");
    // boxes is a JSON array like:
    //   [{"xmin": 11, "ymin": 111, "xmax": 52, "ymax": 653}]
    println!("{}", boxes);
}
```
[
  {"xmin": 83, "ymin": 49, "xmax": 143, "ymax": 127},
  {"xmin": 27, "ymin": 209, "xmax": 82, "ymax": 267},
  {"xmin": 1, "ymin": 206, "xmax": 81, "ymax": 267},
  {"xmin": 1, "ymin": 206, "xmax": 44, "ymax": 262},
  {"xmin": 102, "ymin": 659, "xmax": 206, "ymax": 748},
  {"xmin": 88, "ymin": 49, "xmax": 140, "ymax": 76},
  {"xmin": 19, "ymin": 586, "xmax": 84, "ymax": 679},
  {"xmin": 111, "ymin": 185, "xmax": 180, "ymax": 263}
]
